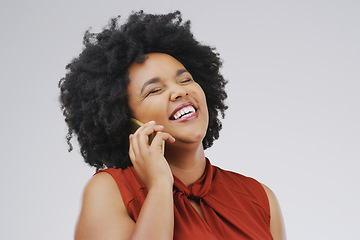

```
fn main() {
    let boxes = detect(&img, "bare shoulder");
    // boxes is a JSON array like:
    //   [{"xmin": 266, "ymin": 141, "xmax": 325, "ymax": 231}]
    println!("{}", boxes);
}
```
[
  {"xmin": 261, "ymin": 183, "xmax": 277, "ymax": 203},
  {"xmin": 75, "ymin": 172, "xmax": 135, "ymax": 240},
  {"xmin": 81, "ymin": 172, "xmax": 125, "ymax": 211},
  {"xmin": 261, "ymin": 183, "xmax": 287, "ymax": 240}
]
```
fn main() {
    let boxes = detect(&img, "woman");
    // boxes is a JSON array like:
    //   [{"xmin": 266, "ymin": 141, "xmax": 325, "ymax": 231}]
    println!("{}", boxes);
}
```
[{"xmin": 59, "ymin": 11, "xmax": 286, "ymax": 240}]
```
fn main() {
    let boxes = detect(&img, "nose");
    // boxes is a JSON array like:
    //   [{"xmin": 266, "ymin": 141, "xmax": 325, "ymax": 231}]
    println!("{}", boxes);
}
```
[{"xmin": 170, "ymin": 84, "xmax": 188, "ymax": 101}]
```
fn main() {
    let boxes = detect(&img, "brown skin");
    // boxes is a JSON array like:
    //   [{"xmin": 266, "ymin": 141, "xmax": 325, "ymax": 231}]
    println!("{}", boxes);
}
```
[
  {"xmin": 262, "ymin": 184, "xmax": 287, "ymax": 239},
  {"xmin": 75, "ymin": 53, "xmax": 286, "ymax": 240},
  {"xmin": 127, "ymin": 53, "xmax": 209, "ymax": 187}
]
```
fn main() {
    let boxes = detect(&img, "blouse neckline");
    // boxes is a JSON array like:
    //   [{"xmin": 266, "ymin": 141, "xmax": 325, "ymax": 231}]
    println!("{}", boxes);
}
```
[{"xmin": 172, "ymin": 158, "xmax": 213, "ymax": 199}]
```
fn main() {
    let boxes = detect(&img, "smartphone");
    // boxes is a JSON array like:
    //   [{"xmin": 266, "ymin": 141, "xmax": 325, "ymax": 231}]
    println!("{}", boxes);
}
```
[{"xmin": 128, "ymin": 118, "xmax": 165, "ymax": 155}]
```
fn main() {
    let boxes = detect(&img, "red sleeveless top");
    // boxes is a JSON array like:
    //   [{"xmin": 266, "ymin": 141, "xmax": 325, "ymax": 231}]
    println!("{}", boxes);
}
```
[{"xmin": 98, "ymin": 159, "xmax": 273, "ymax": 240}]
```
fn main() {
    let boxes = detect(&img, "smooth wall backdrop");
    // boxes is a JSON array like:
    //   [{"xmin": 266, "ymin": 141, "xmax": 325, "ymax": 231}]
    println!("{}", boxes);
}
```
[{"xmin": 0, "ymin": 0, "xmax": 359, "ymax": 239}]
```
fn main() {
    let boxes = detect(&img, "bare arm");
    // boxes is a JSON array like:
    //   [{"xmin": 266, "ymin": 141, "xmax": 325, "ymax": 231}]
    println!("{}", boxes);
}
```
[
  {"xmin": 75, "ymin": 172, "xmax": 174, "ymax": 240},
  {"xmin": 261, "ymin": 184, "xmax": 287, "ymax": 240},
  {"xmin": 75, "ymin": 121, "xmax": 175, "ymax": 240},
  {"xmin": 75, "ymin": 172, "xmax": 135, "ymax": 240}
]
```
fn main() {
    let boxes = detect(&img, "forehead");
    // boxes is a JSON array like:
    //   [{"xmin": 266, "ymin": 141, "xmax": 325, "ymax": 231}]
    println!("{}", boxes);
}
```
[{"xmin": 127, "ymin": 53, "xmax": 186, "ymax": 86}]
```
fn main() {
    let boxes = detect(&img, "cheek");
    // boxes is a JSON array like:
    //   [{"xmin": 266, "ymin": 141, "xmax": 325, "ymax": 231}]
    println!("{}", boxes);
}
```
[
  {"xmin": 133, "ymin": 98, "xmax": 168, "ymax": 123},
  {"xmin": 189, "ymin": 86, "xmax": 209, "ymax": 122},
  {"xmin": 197, "ymin": 89, "xmax": 209, "ymax": 122},
  {"xmin": 193, "ymin": 86, "xmax": 208, "ymax": 110}
]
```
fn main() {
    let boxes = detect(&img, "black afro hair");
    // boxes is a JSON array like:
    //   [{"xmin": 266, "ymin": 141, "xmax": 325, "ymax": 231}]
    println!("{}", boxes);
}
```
[{"xmin": 59, "ymin": 11, "xmax": 228, "ymax": 170}]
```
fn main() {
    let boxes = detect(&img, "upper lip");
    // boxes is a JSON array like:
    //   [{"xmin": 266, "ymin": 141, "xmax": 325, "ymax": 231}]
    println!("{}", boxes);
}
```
[{"xmin": 169, "ymin": 102, "xmax": 197, "ymax": 120}]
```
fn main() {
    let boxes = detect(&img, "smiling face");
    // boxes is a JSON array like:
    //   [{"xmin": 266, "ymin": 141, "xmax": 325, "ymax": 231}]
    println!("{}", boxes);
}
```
[{"xmin": 127, "ymin": 53, "xmax": 209, "ymax": 146}]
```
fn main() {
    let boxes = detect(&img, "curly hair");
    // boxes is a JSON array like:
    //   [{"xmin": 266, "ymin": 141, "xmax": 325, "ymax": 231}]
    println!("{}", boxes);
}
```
[{"xmin": 59, "ymin": 11, "xmax": 228, "ymax": 170}]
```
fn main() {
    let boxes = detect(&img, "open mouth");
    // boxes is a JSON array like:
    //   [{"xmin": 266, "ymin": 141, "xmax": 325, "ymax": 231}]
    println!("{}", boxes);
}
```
[{"xmin": 169, "ymin": 103, "xmax": 197, "ymax": 120}]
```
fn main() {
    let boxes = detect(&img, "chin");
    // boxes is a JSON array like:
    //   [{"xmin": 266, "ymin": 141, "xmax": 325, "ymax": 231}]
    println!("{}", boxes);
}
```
[{"xmin": 178, "ymin": 129, "xmax": 206, "ymax": 144}]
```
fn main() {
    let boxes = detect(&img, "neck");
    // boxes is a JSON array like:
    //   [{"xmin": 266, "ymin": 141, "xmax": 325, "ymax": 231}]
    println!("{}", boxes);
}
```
[{"xmin": 165, "ymin": 141, "xmax": 206, "ymax": 187}]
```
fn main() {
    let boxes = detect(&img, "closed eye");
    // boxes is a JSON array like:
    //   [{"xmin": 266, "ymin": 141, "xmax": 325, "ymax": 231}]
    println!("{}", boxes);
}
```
[
  {"xmin": 145, "ymin": 88, "xmax": 163, "ymax": 97},
  {"xmin": 180, "ymin": 78, "xmax": 193, "ymax": 84}
]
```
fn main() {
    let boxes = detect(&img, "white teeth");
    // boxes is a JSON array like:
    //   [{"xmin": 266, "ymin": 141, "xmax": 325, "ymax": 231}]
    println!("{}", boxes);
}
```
[{"xmin": 173, "ymin": 106, "xmax": 196, "ymax": 120}]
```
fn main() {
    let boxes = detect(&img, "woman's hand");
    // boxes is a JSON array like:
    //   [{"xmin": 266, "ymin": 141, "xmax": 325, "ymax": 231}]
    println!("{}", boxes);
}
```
[
  {"xmin": 76, "ymin": 121, "xmax": 175, "ymax": 240},
  {"xmin": 129, "ymin": 121, "xmax": 175, "ymax": 191}
]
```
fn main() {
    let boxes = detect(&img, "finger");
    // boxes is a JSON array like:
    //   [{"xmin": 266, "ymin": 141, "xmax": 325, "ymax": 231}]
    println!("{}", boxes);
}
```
[
  {"xmin": 150, "ymin": 132, "xmax": 175, "ymax": 151},
  {"xmin": 159, "ymin": 132, "xmax": 176, "ymax": 143},
  {"xmin": 131, "ymin": 121, "xmax": 155, "ymax": 157},
  {"xmin": 135, "ymin": 124, "xmax": 164, "ymax": 138},
  {"xmin": 131, "ymin": 128, "xmax": 143, "ymax": 160},
  {"xmin": 139, "ymin": 125, "xmax": 164, "ymax": 146},
  {"xmin": 128, "ymin": 134, "xmax": 136, "ymax": 163},
  {"xmin": 135, "ymin": 124, "xmax": 164, "ymax": 154}
]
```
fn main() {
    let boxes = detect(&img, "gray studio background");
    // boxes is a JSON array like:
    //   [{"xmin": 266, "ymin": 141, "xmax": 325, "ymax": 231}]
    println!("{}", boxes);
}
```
[{"xmin": 1, "ymin": 0, "xmax": 359, "ymax": 239}]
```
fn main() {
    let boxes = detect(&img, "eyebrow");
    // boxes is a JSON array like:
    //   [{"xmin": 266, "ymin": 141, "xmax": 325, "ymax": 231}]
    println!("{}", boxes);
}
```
[
  {"xmin": 176, "ymin": 69, "xmax": 189, "ymax": 76},
  {"xmin": 140, "ymin": 69, "xmax": 189, "ymax": 93},
  {"xmin": 140, "ymin": 77, "xmax": 160, "ymax": 93}
]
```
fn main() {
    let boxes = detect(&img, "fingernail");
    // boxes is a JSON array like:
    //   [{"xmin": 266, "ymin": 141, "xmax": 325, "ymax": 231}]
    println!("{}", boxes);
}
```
[{"xmin": 148, "ymin": 120, "xmax": 155, "ymax": 124}]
